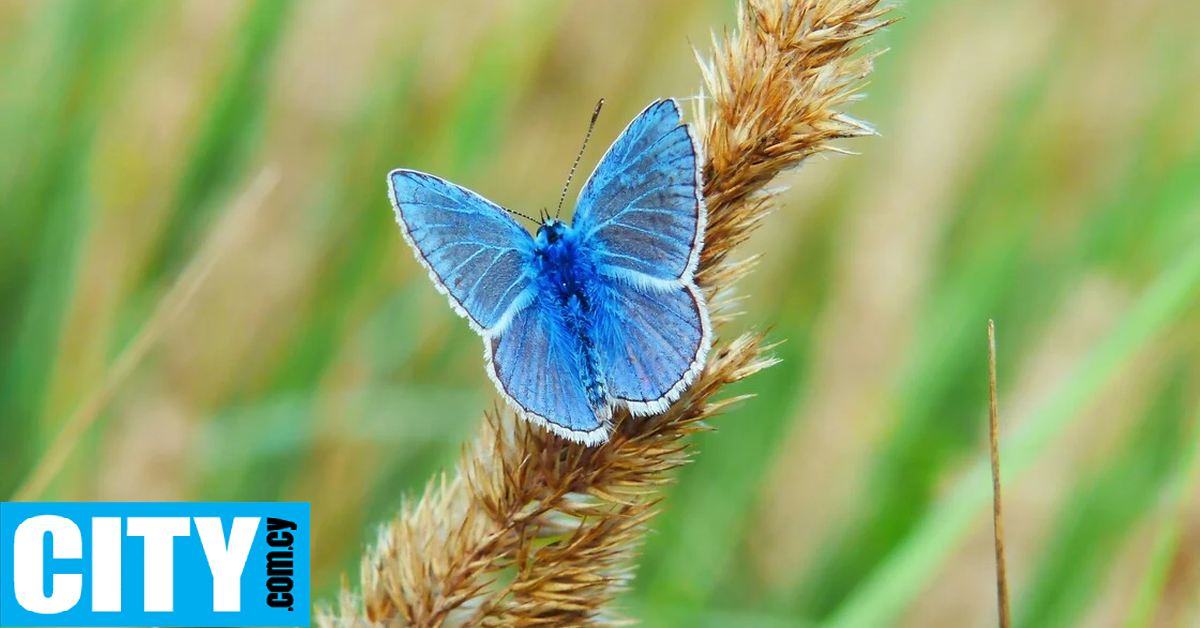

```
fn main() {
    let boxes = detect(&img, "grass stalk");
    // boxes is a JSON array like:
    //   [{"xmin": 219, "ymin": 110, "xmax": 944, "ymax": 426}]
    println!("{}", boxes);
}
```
[
  {"xmin": 988, "ymin": 321, "xmax": 1011, "ymax": 628},
  {"xmin": 318, "ymin": 1, "xmax": 891, "ymax": 626}
]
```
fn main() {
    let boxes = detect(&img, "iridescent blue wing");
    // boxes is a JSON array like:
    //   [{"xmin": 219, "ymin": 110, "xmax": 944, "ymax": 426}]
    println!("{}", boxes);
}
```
[
  {"xmin": 574, "ymin": 99, "xmax": 710, "ymax": 412},
  {"xmin": 572, "ymin": 99, "xmax": 704, "ymax": 287},
  {"xmin": 486, "ymin": 296, "xmax": 611, "ymax": 445},
  {"xmin": 388, "ymin": 169, "xmax": 536, "ymax": 334},
  {"xmin": 593, "ymin": 280, "xmax": 711, "ymax": 414}
]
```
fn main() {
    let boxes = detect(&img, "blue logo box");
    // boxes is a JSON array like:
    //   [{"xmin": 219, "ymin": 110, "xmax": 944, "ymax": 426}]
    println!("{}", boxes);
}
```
[{"xmin": 0, "ymin": 502, "xmax": 310, "ymax": 627}]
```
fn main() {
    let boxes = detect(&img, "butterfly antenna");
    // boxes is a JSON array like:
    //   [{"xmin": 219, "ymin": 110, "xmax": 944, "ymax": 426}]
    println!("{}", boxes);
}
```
[
  {"xmin": 502, "ymin": 205, "xmax": 540, "ymax": 226},
  {"xmin": 555, "ymin": 98, "xmax": 605, "ymax": 220}
]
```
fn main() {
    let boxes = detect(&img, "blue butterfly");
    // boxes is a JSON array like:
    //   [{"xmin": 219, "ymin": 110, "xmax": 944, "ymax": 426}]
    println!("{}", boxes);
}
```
[{"xmin": 387, "ymin": 99, "xmax": 710, "ymax": 445}]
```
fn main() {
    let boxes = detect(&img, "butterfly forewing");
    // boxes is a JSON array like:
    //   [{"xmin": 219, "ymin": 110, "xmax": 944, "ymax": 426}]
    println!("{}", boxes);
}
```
[
  {"xmin": 572, "ymin": 99, "xmax": 704, "ymax": 286},
  {"xmin": 388, "ymin": 170, "xmax": 535, "ymax": 333}
]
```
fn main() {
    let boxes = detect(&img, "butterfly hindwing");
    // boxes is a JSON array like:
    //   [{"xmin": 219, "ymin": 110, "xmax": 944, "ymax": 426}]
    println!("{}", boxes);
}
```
[
  {"xmin": 572, "ymin": 99, "xmax": 704, "ymax": 286},
  {"xmin": 487, "ymin": 295, "xmax": 610, "ymax": 444},
  {"xmin": 388, "ymin": 169, "xmax": 536, "ymax": 333},
  {"xmin": 594, "ymin": 280, "xmax": 710, "ymax": 414}
]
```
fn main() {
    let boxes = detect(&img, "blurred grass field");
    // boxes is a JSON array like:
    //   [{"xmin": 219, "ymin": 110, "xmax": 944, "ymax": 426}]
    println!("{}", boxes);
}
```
[{"xmin": 2, "ymin": 0, "xmax": 1199, "ymax": 626}]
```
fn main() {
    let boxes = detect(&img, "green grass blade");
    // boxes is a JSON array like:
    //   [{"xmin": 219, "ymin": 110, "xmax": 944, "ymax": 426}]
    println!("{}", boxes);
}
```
[
  {"xmin": 1016, "ymin": 366, "xmax": 1193, "ymax": 627},
  {"xmin": 0, "ymin": 0, "xmax": 146, "ymax": 498},
  {"xmin": 143, "ymin": 0, "xmax": 294, "ymax": 281},
  {"xmin": 820, "ymin": 236, "xmax": 1200, "ymax": 628},
  {"xmin": 1122, "ymin": 399, "xmax": 1200, "ymax": 628}
]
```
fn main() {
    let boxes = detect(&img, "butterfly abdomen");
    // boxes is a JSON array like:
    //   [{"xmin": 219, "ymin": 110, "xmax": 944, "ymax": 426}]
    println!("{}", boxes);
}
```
[{"xmin": 574, "ymin": 317, "xmax": 607, "ymax": 410}]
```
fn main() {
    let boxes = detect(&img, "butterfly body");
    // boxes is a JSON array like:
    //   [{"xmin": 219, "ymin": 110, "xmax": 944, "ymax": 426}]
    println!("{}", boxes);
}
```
[
  {"xmin": 388, "ymin": 99, "xmax": 710, "ymax": 445},
  {"xmin": 531, "ymin": 219, "xmax": 608, "ymax": 410}
]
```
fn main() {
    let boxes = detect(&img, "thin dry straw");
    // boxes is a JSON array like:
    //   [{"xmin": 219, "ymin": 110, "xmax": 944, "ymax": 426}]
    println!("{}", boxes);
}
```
[
  {"xmin": 988, "ymin": 320, "xmax": 1011, "ymax": 628},
  {"xmin": 11, "ymin": 168, "xmax": 281, "ymax": 502},
  {"xmin": 320, "ymin": 1, "xmax": 891, "ymax": 625}
]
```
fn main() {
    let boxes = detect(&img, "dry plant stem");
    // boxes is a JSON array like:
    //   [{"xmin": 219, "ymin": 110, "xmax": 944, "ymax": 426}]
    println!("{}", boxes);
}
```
[
  {"xmin": 320, "ymin": 1, "xmax": 890, "ymax": 626},
  {"xmin": 988, "ymin": 321, "xmax": 1011, "ymax": 628},
  {"xmin": 11, "ymin": 168, "xmax": 280, "ymax": 503}
]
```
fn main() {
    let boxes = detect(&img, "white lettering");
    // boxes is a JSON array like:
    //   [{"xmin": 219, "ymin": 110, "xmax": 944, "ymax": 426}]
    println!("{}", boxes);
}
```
[
  {"xmin": 91, "ymin": 518, "xmax": 122, "ymax": 612},
  {"xmin": 195, "ymin": 517, "xmax": 260, "ymax": 612},
  {"xmin": 126, "ymin": 517, "xmax": 190, "ymax": 612},
  {"xmin": 13, "ymin": 515, "xmax": 82, "ymax": 614}
]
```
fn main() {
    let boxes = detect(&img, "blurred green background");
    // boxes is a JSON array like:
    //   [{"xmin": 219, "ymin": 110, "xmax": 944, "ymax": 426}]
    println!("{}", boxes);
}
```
[{"xmin": 2, "ymin": 0, "xmax": 1199, "ymax": 626}]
